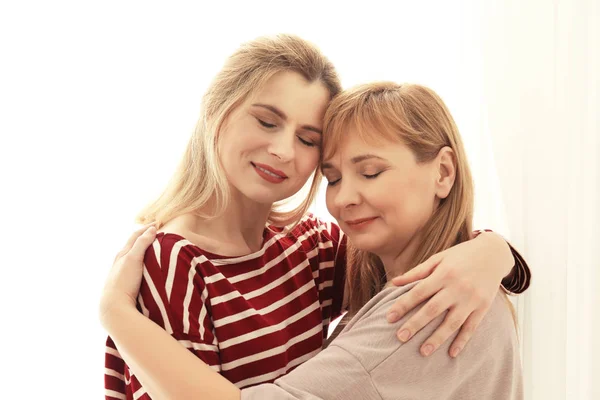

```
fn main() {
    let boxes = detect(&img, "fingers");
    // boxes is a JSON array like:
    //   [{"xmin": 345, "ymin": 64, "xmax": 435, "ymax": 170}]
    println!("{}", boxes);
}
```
[
  {"xmin": 114, "ymin": 224, "xmax": 156, "ymax": 263},
  {"xmin": 391, "ymin": 254, "xmax": 442, "ymax": 287},
  {"xmin": 416, "ymin": 306, "xmax": 471, "ymax": 357},
  {"xmin": 386, "ymin": 277, "xmax": 441, "ymax": 323},
  {"xmin": 448, "ymin": 310, "xmax": 486, "ymax": 358},
  {"xmin": 127, "ymin": 226, "xmax": 157, "ymax": 262},
  {"xmin": 393, "ymin": 289, "xmax": 450, "ymax": 343}
]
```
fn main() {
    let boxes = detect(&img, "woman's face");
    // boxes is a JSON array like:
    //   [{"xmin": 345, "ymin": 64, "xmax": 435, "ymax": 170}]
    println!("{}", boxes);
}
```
[
  {"xmin": 218, "ymin": 71, "xmax": 330, "ymax": 205},
  {"xmin": 323, "ymin": 129, "xmax": 440, "ymax": 256}
]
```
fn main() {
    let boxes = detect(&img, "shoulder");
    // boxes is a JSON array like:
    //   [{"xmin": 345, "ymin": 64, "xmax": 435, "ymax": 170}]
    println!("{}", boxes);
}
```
[
  {"xmin": 141, "ymin": 234, "xmax": 212, "ymax": 297},
  {"xmin": 157, "ymin": 214, "xmax": 222, "ymax": 255},
  {"xmin": 342, "ymin": 284, "xmax": 420, "ymax": 330},
  {"xmin": 144, "ymin": 216, "xmax": 208, "ymax": 270},
  {"xmin": 326, "ymin": 285, "xmax": 418, "ymax": 370},
  {"xmin": 158, "ymin": 214, "xmax": 201, "ymax": 246},
  {"xmin": 333, "ymin": 285, "xmax": 518, "ymax": 371},
  {"xmin": 476, "ymin": 291, "xmax": 519, "ymax": 352}
]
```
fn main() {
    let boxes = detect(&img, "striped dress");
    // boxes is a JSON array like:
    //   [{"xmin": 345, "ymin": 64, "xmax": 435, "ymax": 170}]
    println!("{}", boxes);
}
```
[{"xmin": 105, "ymin": 214, "xmax": 347, "ymax": 400}]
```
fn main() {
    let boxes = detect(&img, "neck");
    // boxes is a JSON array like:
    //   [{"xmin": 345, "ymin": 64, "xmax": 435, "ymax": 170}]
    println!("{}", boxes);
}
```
[
  {"xmin": 377, "ymin": 231, "xmax": 425, "ymax": 286},
  {"xmin": 195, "ymin": 188, "xmax": 273, "ymax": 253}
]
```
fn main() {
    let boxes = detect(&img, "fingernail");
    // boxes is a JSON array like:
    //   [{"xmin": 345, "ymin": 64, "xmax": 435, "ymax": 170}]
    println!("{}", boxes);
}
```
[
  {"xmin": 450, "ymin": 346, "xmax": 461, "ymax": 358},
  {"xmin": 387, "ymin": 312, "xmax": 399, "ymax": 323},
  {"xmin": 398, "ymin": 329, "xmax": 410, "ymax": 342},
  {"xmin": 422, "ymin": 344, "xmax": 434, "ymax": 356}
]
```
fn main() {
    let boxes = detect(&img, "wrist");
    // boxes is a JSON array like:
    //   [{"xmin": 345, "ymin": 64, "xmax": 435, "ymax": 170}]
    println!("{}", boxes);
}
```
[{"xmin": 99, "ymin": 291, "xmax": 139, "ymax": 331}]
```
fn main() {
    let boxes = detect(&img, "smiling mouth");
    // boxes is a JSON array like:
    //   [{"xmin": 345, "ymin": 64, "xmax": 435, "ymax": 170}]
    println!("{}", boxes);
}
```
[
  {"xmin": 345, "ymin": 217, "xmax": 378, "ymax": 226},
  {"xmin": 255, "ymin": 165, "xmax": 284, "ymax": 178},
  {"xmin": 251, "ymin": 162, "xmax": 288, "ymax": 182}
]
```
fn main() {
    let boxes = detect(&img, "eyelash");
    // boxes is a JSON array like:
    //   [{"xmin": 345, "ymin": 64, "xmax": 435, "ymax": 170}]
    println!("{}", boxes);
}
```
[
  {"xmin": 257, "ymin": 118, "xmax": 276, "ymax": 129},
  {"xmin": 257, "ymin": 118, "xmax": 317, "ymax": 148},
  {"xmin": 364, "ymin": 172, "xmax": 382, "ymax": 179},
  {"xmin": 298, "ymin": 136, "xmax": 317, "ymax": 147},
  {"xmin": 326, "ymin": 172, "xmax": 382, "ymax": 187}
]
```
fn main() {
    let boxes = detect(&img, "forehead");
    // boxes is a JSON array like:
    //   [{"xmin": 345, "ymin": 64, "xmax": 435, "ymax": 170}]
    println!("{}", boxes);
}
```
[
  {"xmin": 324, "ymin": 126, "xmax": 398, "ymax": 160},
  {"xmin": 249, "ymin": 71, "xmax": 331, "ymax": 121}
]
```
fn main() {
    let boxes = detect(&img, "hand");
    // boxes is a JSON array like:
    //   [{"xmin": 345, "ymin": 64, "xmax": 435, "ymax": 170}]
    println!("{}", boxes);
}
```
[
  {"xmin": 386, "ymin": 232, "xmax": 513, "ymax": 358},
  {"xmin": 99, "ymin": 225, "xmax": 157, "ymax": 325}
]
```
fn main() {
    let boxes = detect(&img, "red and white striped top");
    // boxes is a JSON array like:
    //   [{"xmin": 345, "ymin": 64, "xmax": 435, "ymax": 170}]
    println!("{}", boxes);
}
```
[{"xmin": 105, "ymin": 214, "xmax": 347, "ymax": 400}]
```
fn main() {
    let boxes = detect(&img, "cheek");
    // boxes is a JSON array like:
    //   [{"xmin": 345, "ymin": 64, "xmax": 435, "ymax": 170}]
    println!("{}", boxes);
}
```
[
  {"xmin": 325, "ymin": 186, "xmax": 337, "ymax": 217},
  {"xmin": 296, "ymin": 148, "xmax": 320, "ymax": 175},
  {"xmin": 375, "ymin": 176, "xmax": 429, "ymax": 217},
  {"xmin": 227, "ymin": 128, "xmax": 265, "ymax": 160},
  {"xmin": 216, "ymin": 139, "xmax": 232, "ymax": 172},
  {"xmin": 396, "ymin": 177, "xmax": 436, "ymax": 220},
  {"xmin": 366, "ymin": 179, "xmax": 403, "ymax": 212},
  {"xmin": 218, "ymin": 125, "xmax": 238, "ymax": 155},
  {"xmin": 226, "ymin": 115, "xmax": 264, "ymax": 141},
  {"xmin": 413, "ymin": 172, "xmax": 438, "ymax": 207}
]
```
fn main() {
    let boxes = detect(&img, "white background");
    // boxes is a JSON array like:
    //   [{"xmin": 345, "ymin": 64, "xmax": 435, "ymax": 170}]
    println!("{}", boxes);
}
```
[{"xmin": 1, "ymin": 1, "xmax": 598, "ymax": 399}]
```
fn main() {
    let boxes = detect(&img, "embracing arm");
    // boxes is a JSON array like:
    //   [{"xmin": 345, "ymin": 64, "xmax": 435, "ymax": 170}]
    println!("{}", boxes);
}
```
[
  {"xmin": 102, "ymin": 303, "xmax": 240, "ymax": 400},
  {"xmin": 242, "ymin": 285, "xmax": 521, "ymax": 400},
  {"xmin": 386, "ymin": 230, "xmax": 530, "ymax": 357},
  {"xmin": 101, "ymin": 227, "xmax": 239, "ymax": 400},
  {"xmin": 101, "ymin": 227, "xmax": 523, "ymax": 400}
]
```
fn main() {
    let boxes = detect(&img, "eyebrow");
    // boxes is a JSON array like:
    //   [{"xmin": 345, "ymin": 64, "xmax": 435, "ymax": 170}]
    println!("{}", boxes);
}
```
[
  {"xmin": 350, "ymin": 154, "xmax": 385, "ymax": 163},
  {"xmin": 321, "ymin": 154, "xmax": 385, "ymax": 171},
  {"xmin": 251, "ymin": 103, "xmax": 322, "ymax": 134}
]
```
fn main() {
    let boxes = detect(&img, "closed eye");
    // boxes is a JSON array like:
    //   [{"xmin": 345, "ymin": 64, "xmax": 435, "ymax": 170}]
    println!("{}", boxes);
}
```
[
  {"xmin": 298, "ymin": 136, "xmax": 318, "ymax": 147},
  {"xmin": 326, "ymin": 178, "xmax": 341, "ymax": 186},
  {"xmin": 257, "ymin": 118, "xmax": 276, "ymax": 129},
  {"xmin": 364, "ymin": 172, "xmax": 383, "ymax": 179}
]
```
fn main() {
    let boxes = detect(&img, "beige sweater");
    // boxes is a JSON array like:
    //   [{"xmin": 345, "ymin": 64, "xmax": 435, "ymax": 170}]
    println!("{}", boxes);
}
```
[{"xmin": 242, "ymin": 283, "xmax": 523, "ymax": 400}]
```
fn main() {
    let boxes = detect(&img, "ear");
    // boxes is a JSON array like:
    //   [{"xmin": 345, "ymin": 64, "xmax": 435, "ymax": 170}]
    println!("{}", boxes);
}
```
[{"xmin": 435, "ymin": 146, "xmax": 456, "ymax": 199}]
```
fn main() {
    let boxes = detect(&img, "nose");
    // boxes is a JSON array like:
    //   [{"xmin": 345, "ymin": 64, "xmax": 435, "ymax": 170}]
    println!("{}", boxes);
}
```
[
  {"xmin": 268, "ymin": 128, "xmax": 295, "ymax": 163},
  {"xmin": 331, "ymin": 178, "xmax": 361, "ymax": 209}
]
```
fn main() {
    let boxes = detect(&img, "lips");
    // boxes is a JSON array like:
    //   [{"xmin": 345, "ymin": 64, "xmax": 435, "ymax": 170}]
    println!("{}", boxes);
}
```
[
  {"xmin": 345, "ymin": 217, "xmax": 378, "ymax": 226},
  {"xmin": 251, "ymin": 162, "xmax": 287, "ymax": 179},
  {"xmin": 251, "ymin": 162, "xmax": 288, "ymax": 184}
]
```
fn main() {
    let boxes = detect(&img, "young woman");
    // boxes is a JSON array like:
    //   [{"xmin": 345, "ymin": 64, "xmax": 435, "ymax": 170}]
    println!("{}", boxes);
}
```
[{"xmin": 101, "ymin": 35, "xmax": 529, "ymax": 399}]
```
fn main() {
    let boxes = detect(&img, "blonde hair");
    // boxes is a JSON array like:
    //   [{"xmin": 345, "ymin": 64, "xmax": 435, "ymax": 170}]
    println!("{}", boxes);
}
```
[
  {"xmin": 323, "ymin": 82, "xmax": 475, "ymax": 315},
  {"xmin": 137, "ymin": 34, "xmax": 341, "ymax": 228}
]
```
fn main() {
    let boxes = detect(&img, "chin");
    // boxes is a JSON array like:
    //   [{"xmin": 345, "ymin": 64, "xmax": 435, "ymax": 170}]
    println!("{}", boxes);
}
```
[
  {"xmin": 348, "ymin": 236, "xmax": 387, "ymax": 253},
  {"xmin": 244, "ymin": 190, "xmax": 281, "ymax": 205},
  {"xmin": 239, "ymin": 185, "xmax": 292, "ymax": 205}
]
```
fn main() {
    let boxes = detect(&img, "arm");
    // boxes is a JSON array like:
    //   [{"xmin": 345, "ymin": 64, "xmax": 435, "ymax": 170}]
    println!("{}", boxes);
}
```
[
  {"xmin": 242, "ymin": 286, "xmax": 521, "ymax": 400},
  {"xmin": 101, "ymin": 229, "xmax": 520, "ymax": 400},
  {"xmin": 387, "ymin": 231, "xmax": 530, "ymax": 357},
  {"xmin": 109, "ymin": 304, "xmax": 368, "ymax": 400},
  {"xmin": 101, "ymin": 227, "xmax": 229, "ymax": 400},
  {"xmin": 103, "ymin": 302, "xmax": 240, "ymax": 400}
]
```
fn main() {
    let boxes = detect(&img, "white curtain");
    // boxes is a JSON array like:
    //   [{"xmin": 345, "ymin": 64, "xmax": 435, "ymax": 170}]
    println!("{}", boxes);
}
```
[{"xmin": 481, "ymin": 0, "xmax": 600, "ymax": 399}]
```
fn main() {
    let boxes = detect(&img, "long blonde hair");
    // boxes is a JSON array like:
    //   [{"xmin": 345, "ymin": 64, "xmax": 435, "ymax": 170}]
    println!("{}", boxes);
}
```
[
  {"xmin": 138, "ymin": 34, "xmax": 341, "ymax": 228},
  {"xmin": 323, "ymin": 82, "xmax": 475, "ymax": 315}
]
